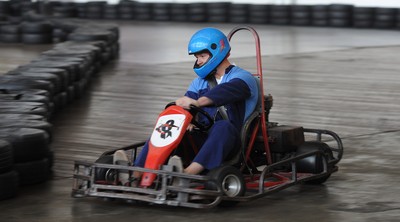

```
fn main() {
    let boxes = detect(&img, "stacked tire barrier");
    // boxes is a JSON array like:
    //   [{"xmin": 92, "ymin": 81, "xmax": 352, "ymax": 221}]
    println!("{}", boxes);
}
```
[
  {"xmin": 2, "ymin": 1, "xmax": 398, "ymax": 30},
  {"xmin": 0, "ymin": 10, "xmax": 119, "ymax": 200}
]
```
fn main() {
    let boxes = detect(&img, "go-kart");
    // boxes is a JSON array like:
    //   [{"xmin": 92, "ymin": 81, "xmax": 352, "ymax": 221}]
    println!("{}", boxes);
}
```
[{"xmin": 72, "ymin": 26, "xmax": 343, "ymax": 208}]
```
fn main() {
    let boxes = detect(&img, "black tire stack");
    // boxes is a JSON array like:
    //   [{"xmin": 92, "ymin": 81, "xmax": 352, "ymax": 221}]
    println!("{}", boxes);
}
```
[
  {"xmin": 353, "ymin": 7, "xmax": 375, "ymax": 28},
  {"xmin": 118, "ymin": 0, "xmax": 135, "ymax": 20},
  {"xmin": 0, "ymin": 20, "xmax": 21, "ymax": 43},
  {"xmin": 103, "ymin": 4, "xmax": 118, "ymax": 20},
  {"xmin": 328, "ymin": 4, "xmax": 354, "ymax": 27},
  {"xmin": 0, "ymin": 140, "xmax": 18, "ymax": 200},
  {"xmin": 373, "ymin": 8, "xmax": 397, "ymax": 29},
  {"xmin": 2, "ymin": 1, "xmax": 397, "ymax": 32},
  {"xmin": 20, "ymin": 21, "xmax": 53, "ymax": 44},
  {"xmin": 170, "ymin": 3, "xmax": 187, "ymax": 22},
  {"xmin": 134, "ymin": 2, "xmax": 152, "ymax": 21},
  {"xmin": 397, "ymin": 9, "xmax": 400, "ymax": 29},
  {"xmin": 152, "ymin": 3, "xmax": 170, "ymax": 22},
  {"xmin": 228, "ymin": 4, "xmax": 248, "ymax": 24},
  {"xmin": 270, "ymin": 5, "xmax": 291, "ymax": 25},
  {"xmin": 311, "ymin": 5, "xmax": 330, "ymax": 26},
  {"xmin": 248, "ymin": 4, "xmax": 269, "ymax": 24},
  {"xmin": 50, "ymin": 2, "xmax": 77, "ymax": 18},
  {"xmin": 207, "ymin": 2, "xmax": 231, "ymax": 23},
  {"xmin": 188, "ymin": 3, "xmax": 207, "ymax": 23},
  {"xmin": 291, "ymin": 5, "xmax": 312, "ymax": 26},
  {"xmin": 0, "ymin": 1, "xmax": 10, "ymax": 19},
  {"xmin": 0, "ymin": 14, "xmax": 119, "ymax": 200}
]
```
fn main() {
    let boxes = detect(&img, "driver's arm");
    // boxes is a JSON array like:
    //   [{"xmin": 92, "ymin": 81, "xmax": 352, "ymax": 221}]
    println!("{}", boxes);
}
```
[{"xmin": 175, "ymin": 96, "xmax": 213, "ymax": 109}]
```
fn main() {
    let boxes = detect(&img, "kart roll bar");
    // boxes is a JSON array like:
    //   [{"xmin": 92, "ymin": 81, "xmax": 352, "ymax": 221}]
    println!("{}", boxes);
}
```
[{"xmin": 227, "ymin": 26, "xmax": 272, "ymax": 164}]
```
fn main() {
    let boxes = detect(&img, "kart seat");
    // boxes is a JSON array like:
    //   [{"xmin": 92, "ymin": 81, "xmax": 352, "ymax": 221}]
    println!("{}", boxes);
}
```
[{"xmin": 224, "ymin": 76, "xmax": 267, "ymax": 167}]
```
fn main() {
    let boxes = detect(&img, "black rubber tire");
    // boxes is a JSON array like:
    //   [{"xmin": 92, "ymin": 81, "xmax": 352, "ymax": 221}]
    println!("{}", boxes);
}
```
[
  {"xmin": 248, "ymin": 4, "xmax": 270, "ymax": 24},
  {"xmin": 170, "ymin": 3, "xmax": 187, "ymax": 22},
  {"xmin": 353, "ymin": 7, "xmax": 375, "ymax": 28},
  {"xmin": 0, "ymin": 24, "xmax": 20, "ymax": 34},
  {"xmin": 26, "ymin": 60, "xmax": 77, "ymax": 82},
  {"xmin": 6, "ymin": 71, "xmax": 62, "ymax": 93},
  {"xmin": 52, "ymin": 4, "xmax": 77, "ymax": 18},
  {"xmin": 291, "ymin": 5, "xmax": 312, "ymax": 26},
  {"xmin": 20, "ymin": 21, "xmax": 53, "ymax": 34},
  {"xmin": 228, "ymin": 4, "xmax": 249, "ymax": 23},
  {"xmin": 14, "ymin": 158, "xmax": 50, "ymax": 185},
  {"xmin": 94, "ymin": 155, "xmax": 113, "ymax": 181},
  {"xmin": 0, "ymin": 88, "xmax": 50, "ymax": 97},
  {"xmin": 0, "ymin": 101, "xmax": 48, "ymax": 110},
  {"xmin": 53, "ymin": 91, "xmax": 68, "ymax": 110},
  {"xmin": 16, "ymin": 66, "xmax": 72, "ymax": 87},
  {"xmin": 0, "ymin": 105, "xmax": 49, "ymax": 118},
  {"xmin": 206, "ymin": 165, "xmax": 245, "ymax": 207},
  {"xmin": 52, "ymin": 28, "xmax": 68, "ymax": 43},
  {"xmin": 32, "ymin": 57, "xmax": 87, "ymax": 82},
  {"xmin": 0, "ymin": 33, "xmax": 20, "ymax": 43},
  {"xmin": 373, "ymin": 8, "xmax": 396, "ymax": 29},
  {"xmin": 0, "ymin": 114, "xmax": 45, "ymax": 121},
  {"xmin": 0, "ymin": 119, "xmax": 53, "ymax": 141},
  {"xmin": 311, "ymin": 5, "xmax": 329, "ymax": 26},
  {"xmin": 67, "ymin": 29, "xmax": 115, "ymax": 44},
  {"xmin": 0, "ymin": 76, "xmax": 55, "ymax": 96},
  {"xmin": 188, "ymin": 3, "xmax": 207, "ymax": 22},
  {"xmin": 328, "ymin": 4, "xmax": 353, "ymax": 27},
  {"xmin": 152, "ymin": 3, "xmax": 171, "ymax": 21},
  {"xmin": 270, "ymin": 5, "xmax": 291, "ymax": 25},
  {"xmin": 0, "ymin": 140, "xmax": 13, "ymax": 174},
  {"xmin": 207, "ymin": 2, "xmax": 230, "ymax": 23},
  {"xmin": 296, "ymin": 141, "xmax": 334, "ymax": 184},
  {"xmin": 21, "ymin": 33, "xmax": 52, "ymax": 44},
  {"xmin": 0, "ymin": 128, "xmax": 50, "ymax": 163},
  {"xmin": 133, "ymin": 2, "xmax": 152, "ymax": 20},
  {"xmin": 0, "ymin": 92, "xmax": 50, "ymax": 105},
  {"xmin": 0, "ymin": 170, "xmax": 19, "ymax": 200}
]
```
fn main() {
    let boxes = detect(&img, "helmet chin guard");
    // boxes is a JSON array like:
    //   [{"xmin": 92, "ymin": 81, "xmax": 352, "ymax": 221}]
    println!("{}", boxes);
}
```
[{"xmin": 188, "ymin": 27, "xmax": 231, "ymax": 78}]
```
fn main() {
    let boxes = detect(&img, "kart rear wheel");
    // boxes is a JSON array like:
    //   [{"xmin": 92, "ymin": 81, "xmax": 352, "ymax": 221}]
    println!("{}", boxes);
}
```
[
  {"xmin": 296, "ymin": 141, "xmax": 334, "ymax": 184},
  {"xmin": 206, "ymin": 165, "xmax": 245, "ymax": 207}
]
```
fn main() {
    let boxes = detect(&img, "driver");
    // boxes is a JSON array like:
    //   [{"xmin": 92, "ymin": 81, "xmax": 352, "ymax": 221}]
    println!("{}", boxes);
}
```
[{"xmin": 117, "ymin": 27, "xmax": 258, "ymax": 181}]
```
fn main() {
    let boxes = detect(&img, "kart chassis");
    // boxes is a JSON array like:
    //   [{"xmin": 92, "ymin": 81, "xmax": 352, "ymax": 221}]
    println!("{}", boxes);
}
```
[{"xmin": 72, "ymin": 26, "xmax": 344, "ymax": 208}]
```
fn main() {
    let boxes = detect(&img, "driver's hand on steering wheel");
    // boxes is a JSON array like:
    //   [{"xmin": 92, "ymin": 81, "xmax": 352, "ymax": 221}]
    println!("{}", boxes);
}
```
[
  {"xmin": 187, "ymin": 123, "xmax": 196, "ymax": 131},
  {"xmin": 176, "ymin": 96, "xmax": 199, "ymax": 109}
]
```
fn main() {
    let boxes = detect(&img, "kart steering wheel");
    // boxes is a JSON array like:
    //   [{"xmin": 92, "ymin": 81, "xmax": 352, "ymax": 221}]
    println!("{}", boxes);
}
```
[{"xmin": 165, "ymin": 102, "xmax": 214, "ymax": 131}]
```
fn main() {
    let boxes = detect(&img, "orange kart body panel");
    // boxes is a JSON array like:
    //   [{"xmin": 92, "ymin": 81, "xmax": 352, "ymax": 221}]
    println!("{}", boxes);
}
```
[{"xmin": 140, "ymin": 105, "xmax": 193, "ymax": 187}]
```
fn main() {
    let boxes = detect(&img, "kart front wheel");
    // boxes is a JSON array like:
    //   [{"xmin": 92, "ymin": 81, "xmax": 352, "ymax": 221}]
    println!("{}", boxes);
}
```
[{"xmin": 206, "ymin": 165, "xmax": 245, "ymax": 207}]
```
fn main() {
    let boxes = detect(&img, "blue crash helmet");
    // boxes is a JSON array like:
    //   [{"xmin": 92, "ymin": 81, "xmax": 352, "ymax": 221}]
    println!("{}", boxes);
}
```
[{"xmin": 188, "ymin": 27, "xmax": 231, "ymax": 79}]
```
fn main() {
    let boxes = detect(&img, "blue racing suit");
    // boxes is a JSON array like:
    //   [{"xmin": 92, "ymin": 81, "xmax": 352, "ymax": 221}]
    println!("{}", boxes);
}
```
[{"xmin": 134, "ymin": 65, "xmax": 259, "ymax": 170}]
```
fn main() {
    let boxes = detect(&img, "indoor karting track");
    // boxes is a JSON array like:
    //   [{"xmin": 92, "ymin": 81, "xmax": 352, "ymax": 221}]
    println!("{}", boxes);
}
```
[{"xmin": 1, "ymin": 21, "xmax": 400, "ymax": 221}]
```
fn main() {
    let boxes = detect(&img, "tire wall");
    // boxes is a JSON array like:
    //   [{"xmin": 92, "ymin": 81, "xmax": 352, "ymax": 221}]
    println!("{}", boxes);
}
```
[
  {"xmin": 2, "ymin": 1, "xmax": 399, "ymax": 30},
  {"xmin": 1, "ymin": 0, "xmax": 399, "ymax": 200},
  {"xmin": 0, "ymin": 0, "xmax": 120, "ymax": 200}
]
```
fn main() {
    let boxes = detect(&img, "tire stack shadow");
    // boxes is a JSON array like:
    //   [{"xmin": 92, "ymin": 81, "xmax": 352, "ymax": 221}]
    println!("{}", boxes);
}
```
[{"xmin": 0, "ymin": 11, "xmax": 119, "ymax": 200}]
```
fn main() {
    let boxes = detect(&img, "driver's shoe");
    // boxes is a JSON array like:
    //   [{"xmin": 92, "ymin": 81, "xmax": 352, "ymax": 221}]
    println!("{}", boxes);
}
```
[
  {"xmin": 168, "ymin": 155, "xmax": 183, "ymax": 186},
  {"xmin": 113, "ymin": 150, "xmax": 130, "ymax": 186}
]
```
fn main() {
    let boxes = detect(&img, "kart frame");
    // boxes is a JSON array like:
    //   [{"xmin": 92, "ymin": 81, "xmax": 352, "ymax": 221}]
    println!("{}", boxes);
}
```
[{"xmin": 72, "ymin": 26, "xmax": 344, "ymax": 209}]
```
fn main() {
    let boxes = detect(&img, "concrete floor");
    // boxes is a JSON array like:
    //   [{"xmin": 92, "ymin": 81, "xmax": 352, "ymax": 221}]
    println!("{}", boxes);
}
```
[{"xmin": 1, "ymin": 21, "xmax": 400, "ymax": 222}]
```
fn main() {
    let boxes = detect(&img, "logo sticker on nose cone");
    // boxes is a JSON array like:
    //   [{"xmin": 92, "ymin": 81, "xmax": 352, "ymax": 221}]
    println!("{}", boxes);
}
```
[{"xmin": 150, "ymin": 114, "xmax": 186, "ymax": 147}]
